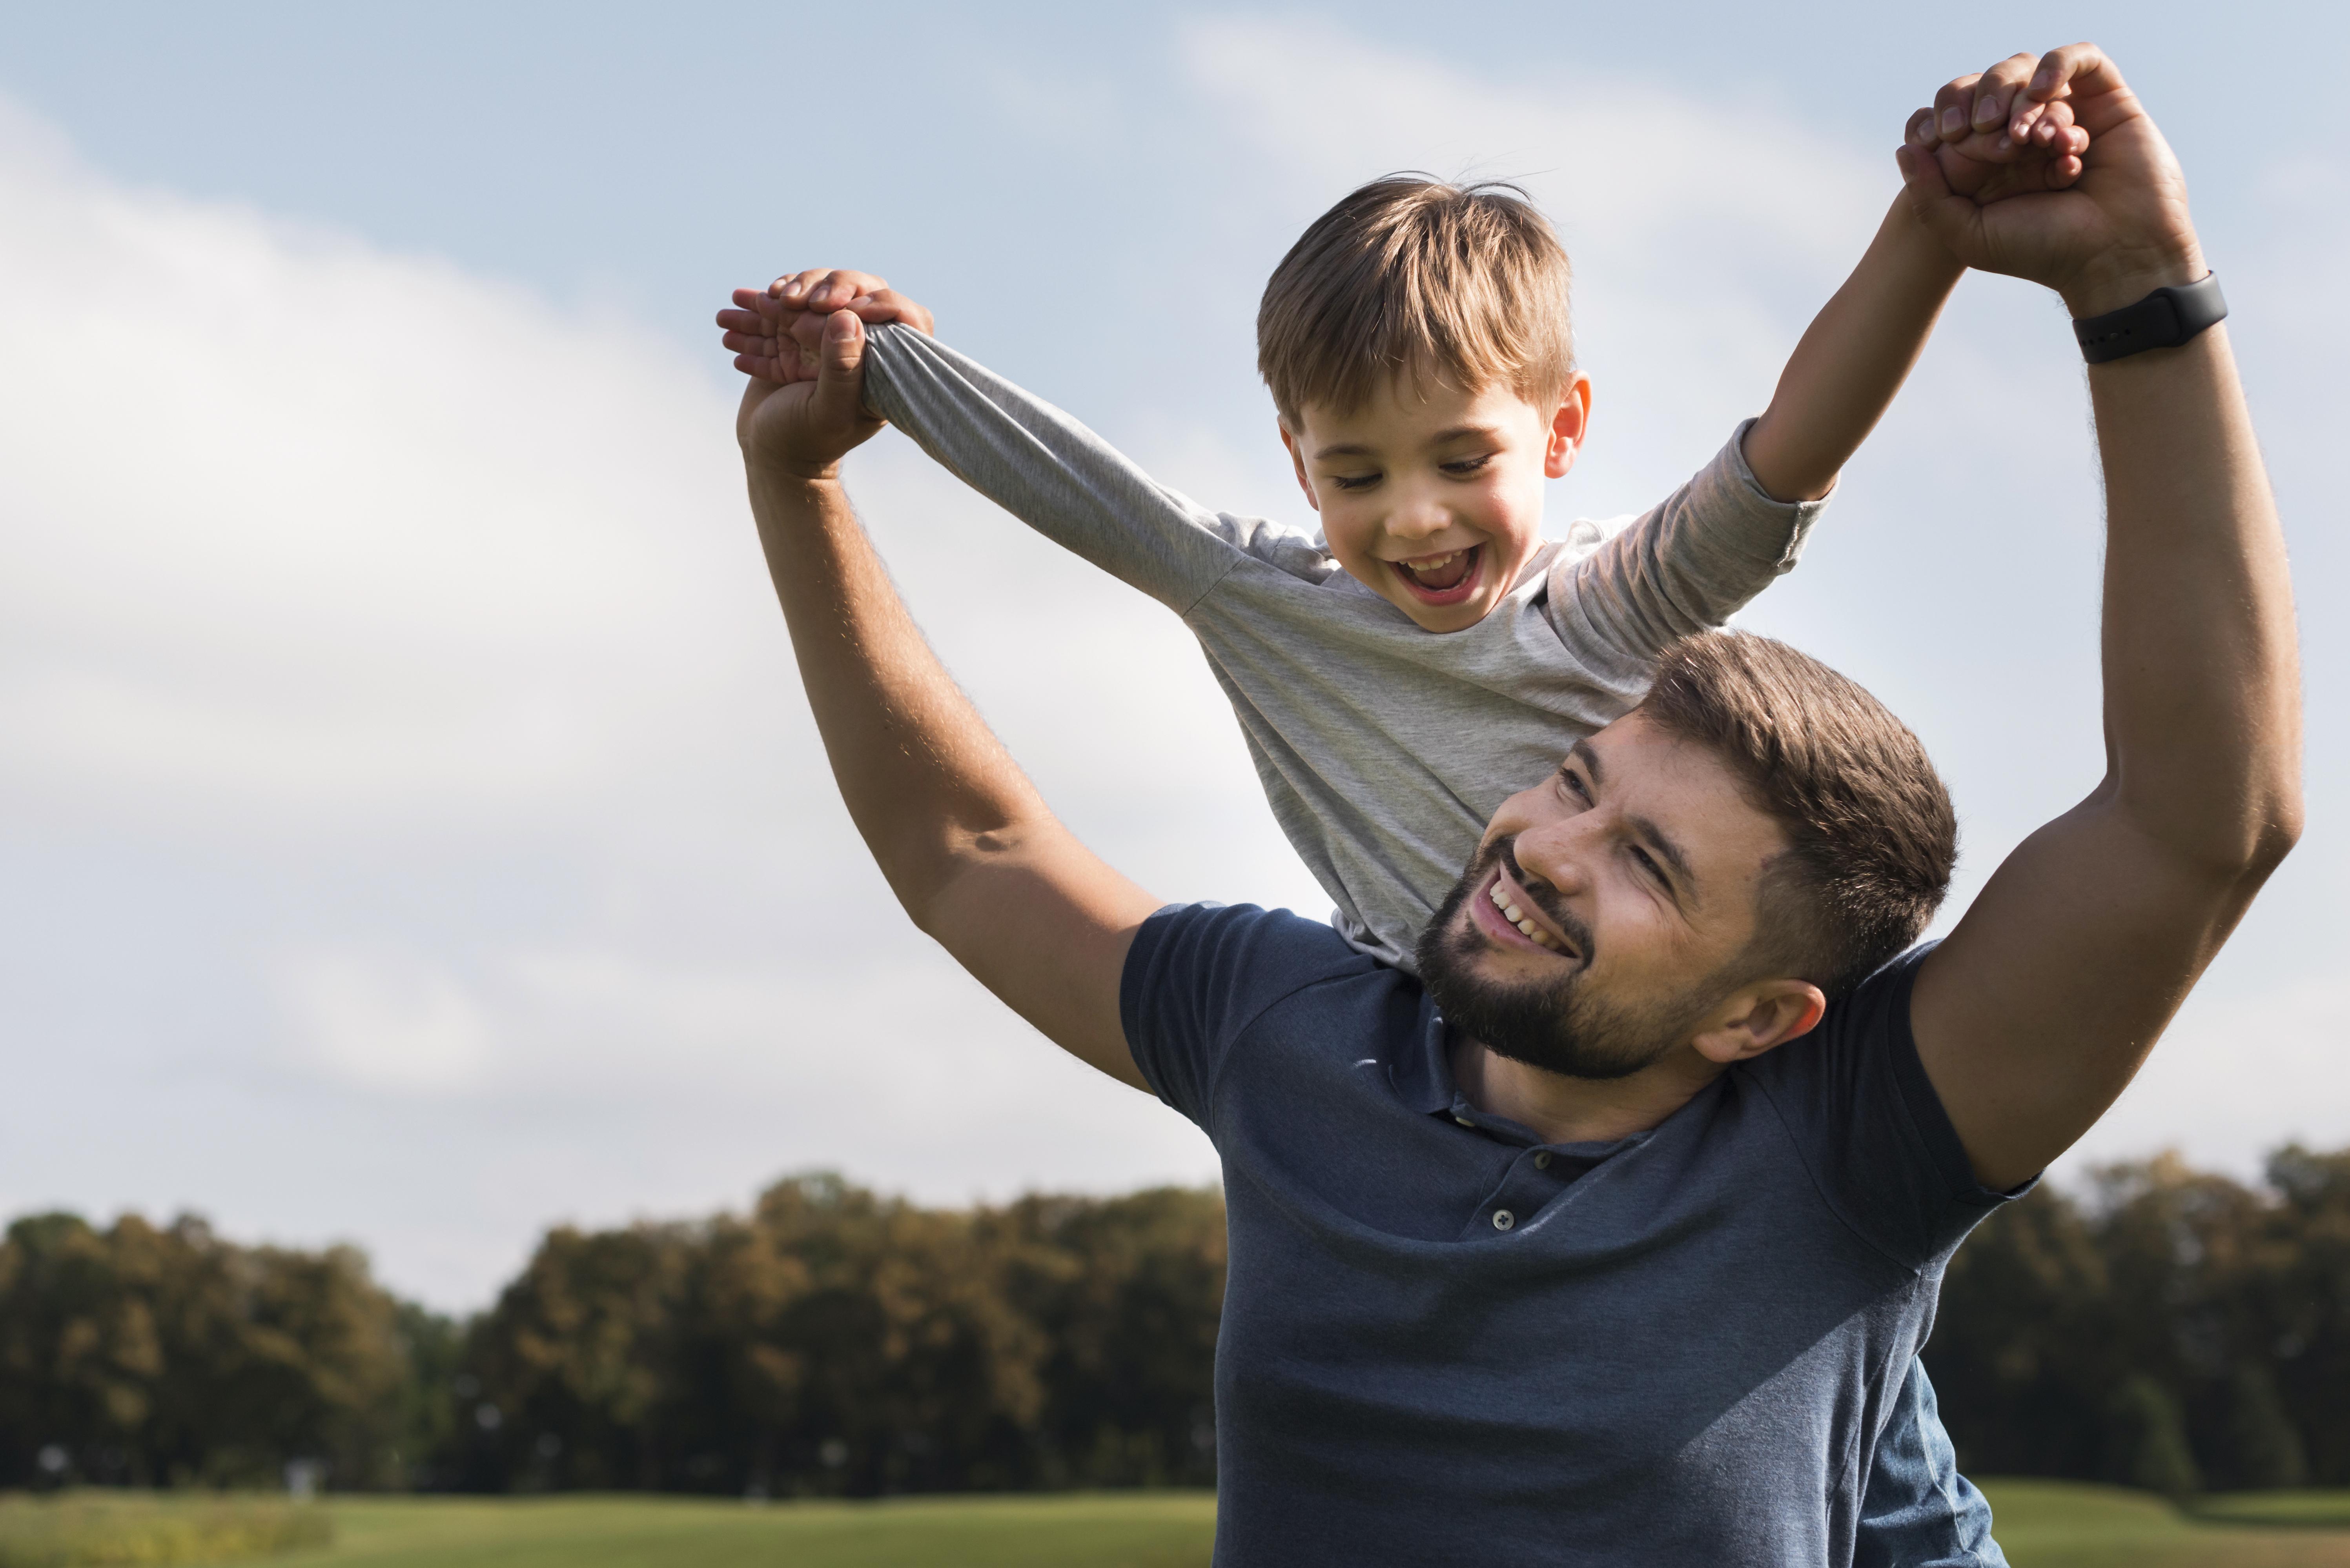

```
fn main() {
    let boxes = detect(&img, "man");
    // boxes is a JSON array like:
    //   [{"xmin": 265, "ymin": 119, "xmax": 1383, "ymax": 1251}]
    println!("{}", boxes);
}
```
[{"xmin": 733, "ymin": 44, "xmax": 2299, "ymax": 1567}]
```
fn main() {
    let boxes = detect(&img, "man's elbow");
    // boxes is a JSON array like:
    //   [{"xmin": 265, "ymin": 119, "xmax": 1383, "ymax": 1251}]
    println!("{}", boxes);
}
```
[
  {"xmin": 2246, "ymin": 792, "xmax": 2306, "ymax": 880},
  {"xmin": 2203, "ymin": 786, "xmax": 2304, "ymax": 887}
]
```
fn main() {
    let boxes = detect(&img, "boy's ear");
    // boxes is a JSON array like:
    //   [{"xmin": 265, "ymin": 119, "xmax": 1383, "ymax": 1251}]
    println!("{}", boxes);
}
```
[
  {"xmin": 1544, "ymin": 377, "xmax": 1595, "ymax": 480},
  {"xmin": 1278, "ymin": 420, "xmax": 1321, "ymax": 513}
]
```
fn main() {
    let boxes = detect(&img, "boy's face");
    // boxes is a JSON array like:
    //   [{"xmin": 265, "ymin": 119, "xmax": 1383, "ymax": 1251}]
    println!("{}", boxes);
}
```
[{"xmin": 1281, "ymin": 371, "xmax": 1591, "ymax": 633}]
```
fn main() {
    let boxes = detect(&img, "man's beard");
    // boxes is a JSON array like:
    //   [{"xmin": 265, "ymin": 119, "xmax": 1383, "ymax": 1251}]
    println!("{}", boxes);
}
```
[{"xmin": 1415, "ymin": 839, "xmax": 1712, "ymax": 1082}]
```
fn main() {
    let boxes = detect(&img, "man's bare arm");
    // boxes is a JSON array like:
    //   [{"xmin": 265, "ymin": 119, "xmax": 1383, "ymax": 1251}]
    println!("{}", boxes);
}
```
[
  {"xmin": 1904, "ymin": 45, "xmax": 2303, "ymax": 1191},
  {"xmin": 740, "ymin": 309, "xmax": 1161, "ymax": 1090}
]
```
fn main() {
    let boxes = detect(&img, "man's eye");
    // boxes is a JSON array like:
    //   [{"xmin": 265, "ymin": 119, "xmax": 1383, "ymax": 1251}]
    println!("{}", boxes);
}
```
[
  {"xmin": 1560, "ymin": 769, "xmax": 1592, "ymax": 802},
  {"xmin": 1328, "ymin": 471, "xmax": 1381, "ymax": 491},
  {"xmin": 1630, "ymin": 846, "xmax": 1667, "ymax": 884}
]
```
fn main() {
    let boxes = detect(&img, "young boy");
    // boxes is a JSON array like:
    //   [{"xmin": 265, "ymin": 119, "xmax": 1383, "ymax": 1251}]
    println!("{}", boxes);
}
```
[{"xmin": 721, "ymin": 113, "xmax": 2080, "ymax": 976}]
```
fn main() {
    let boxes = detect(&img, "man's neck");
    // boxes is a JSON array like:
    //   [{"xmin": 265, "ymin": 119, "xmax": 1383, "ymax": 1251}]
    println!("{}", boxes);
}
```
[{"xmin": 1448, "ymin": 1034, "xmax": 1726, "ymax": 1147}]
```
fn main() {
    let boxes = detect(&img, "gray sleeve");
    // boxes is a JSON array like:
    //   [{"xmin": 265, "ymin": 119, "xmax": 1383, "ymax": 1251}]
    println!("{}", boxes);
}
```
[
  {"xmin": 858, "ymin": 324, "xmax": 1321, "ymax": 611},
  {"xmin": 1545, "ymin": 418, "xmax": 1827, "ymax": 660}
]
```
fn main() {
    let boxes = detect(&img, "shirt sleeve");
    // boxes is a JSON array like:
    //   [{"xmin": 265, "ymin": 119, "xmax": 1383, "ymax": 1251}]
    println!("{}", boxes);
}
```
[
  {"xmin": 1747, "ymin": 947, "xmax": 2029, "ymax": 1271},
  {"xmin": 1545, "ymin": 418, "xmax": 1827, "ymax": 662},
  {"xmin": 859, "ymin": 324, "xmax": 1332, "ymax": 610},
  {"xmin": 1119, "ymin": 902, "xmax": 1367, "ymax": 1130}
]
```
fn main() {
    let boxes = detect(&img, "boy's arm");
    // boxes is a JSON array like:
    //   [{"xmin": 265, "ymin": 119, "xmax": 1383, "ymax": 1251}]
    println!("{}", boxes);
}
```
[
  {"xmin": 1739, "ymin": 197, "xmax": 1963, "ymax": 502},
  {"xmin": 722, "ymin": 278, "xmax": 1277, "ymax": 613},
  {"xmin": 1743, "ymin": 51, "xmax": 2089, "ymax": 501}
]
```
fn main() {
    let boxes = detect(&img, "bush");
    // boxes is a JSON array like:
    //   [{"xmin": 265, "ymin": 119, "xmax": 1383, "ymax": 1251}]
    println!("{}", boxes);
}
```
[{"xmin": 0, "ymin": 1492, "xmax": 330, "ymax": 1567}]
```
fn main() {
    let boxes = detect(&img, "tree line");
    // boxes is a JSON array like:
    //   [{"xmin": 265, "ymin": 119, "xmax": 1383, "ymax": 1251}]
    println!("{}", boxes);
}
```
[{"xmin": 2, "ymin": 1146, "xmax": 2344, "ymax": 1497}]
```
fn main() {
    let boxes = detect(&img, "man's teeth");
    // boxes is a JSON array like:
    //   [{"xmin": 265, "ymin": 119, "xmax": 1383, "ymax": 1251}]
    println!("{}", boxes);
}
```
[{"xmin": 1488, "ymin": 881, "xmax": 1561, "ymax": 950}]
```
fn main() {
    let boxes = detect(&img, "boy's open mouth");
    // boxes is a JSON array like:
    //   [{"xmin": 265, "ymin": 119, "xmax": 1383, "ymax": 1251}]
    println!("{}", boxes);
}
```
[{"xmin": 1392, "ymin": 545, "xmax": 1483, "ymax": 605}]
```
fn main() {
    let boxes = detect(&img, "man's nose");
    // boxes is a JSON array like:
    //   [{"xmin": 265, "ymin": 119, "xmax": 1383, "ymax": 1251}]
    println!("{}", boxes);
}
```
[{"xmin": 1511, "ymin": 820, "xmax": 1592, "ymax": 900}]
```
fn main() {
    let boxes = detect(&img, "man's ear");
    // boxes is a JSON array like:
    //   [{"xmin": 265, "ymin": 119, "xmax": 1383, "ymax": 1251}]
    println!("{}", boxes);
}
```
[
  {"xmin": 1277, "ymin": 420, "xmax": 1321, "ymax": 513},
  {"xmin": 1543, "ymin": 376, "xmax": 1594, "ymax": 480},
  {"xmin": 1689, "ymin": 977, "xmax": 1827, "ymax": 1066}
]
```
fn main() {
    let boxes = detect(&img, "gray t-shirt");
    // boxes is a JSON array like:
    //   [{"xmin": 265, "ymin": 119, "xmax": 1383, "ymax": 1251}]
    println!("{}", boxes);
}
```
[
  {"xmin": 859, "ymin": 324, "xmax": 1825, "ymax": 971},
  {"xmin": 1123, "ymin": 902, "xmax": 2018, "ymax": 1566}
]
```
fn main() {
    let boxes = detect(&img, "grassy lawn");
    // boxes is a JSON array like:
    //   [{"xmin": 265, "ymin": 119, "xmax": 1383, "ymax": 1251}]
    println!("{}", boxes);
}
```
[
  {"xmin": 13, "ymin": 1481, "xmax": 2350, "ymax": 1566},
  {"xmin": 1976, "ymin": 1480, "xmax": 2350, "ymax": 1568},
  {"xmin": 293, "ymin": 1493, "xmax": 1216, "ymax": 1568}
]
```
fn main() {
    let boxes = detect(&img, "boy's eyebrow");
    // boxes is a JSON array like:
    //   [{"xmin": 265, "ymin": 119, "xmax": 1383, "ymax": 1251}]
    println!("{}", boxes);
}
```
[{"xmin": 1311, "ymin": 424, "xmax": 1505, "ymax": 461}]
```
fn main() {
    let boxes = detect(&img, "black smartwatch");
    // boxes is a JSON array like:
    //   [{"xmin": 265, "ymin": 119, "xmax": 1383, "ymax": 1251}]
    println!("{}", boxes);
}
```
[{"xmin": 2072, "ymin": 273, "xmax": 2227, "ymax": 364}]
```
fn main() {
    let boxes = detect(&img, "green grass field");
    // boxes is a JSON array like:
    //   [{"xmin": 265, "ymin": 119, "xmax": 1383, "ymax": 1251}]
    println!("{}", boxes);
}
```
[{"xmin": 9, "ymin": 1481, "xmax": 2350, "ymax": 1566}]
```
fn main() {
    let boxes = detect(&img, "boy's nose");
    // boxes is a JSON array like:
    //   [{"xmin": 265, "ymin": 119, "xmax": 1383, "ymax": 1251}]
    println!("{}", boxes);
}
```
[{"xmin": 1386, "ymin": 495, "xmax": 1453, "ymax": 542}]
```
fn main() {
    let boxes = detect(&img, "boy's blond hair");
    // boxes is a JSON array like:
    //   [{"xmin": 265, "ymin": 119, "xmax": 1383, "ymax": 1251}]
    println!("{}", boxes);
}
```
[{"xmin": 1256, "ymin": 175, "xmax": 1576, "ymax": 429}]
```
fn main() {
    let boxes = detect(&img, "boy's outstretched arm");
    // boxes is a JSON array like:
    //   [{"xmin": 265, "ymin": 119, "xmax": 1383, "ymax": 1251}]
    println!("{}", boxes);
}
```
[{"xmin": 1742, "ymin": 52, "xmax": 2088, "ymax": 502}]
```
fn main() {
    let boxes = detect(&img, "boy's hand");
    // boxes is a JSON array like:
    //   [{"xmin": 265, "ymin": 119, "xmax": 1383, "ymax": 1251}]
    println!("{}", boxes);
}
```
[
  {"xmin": 735, "ymin": 308, "xmax": 885, "ymax": 482},
  {"xmin": 1896, "ymin": 44, "xmax": 2203, "ymax": 318},
  {"xmin": 1905, "ymin": 52, "xmax": 2090, "ymax": 204},
  {"xmin": 718, "ymin": 269, "xmax": 934, "ymax": 384}
]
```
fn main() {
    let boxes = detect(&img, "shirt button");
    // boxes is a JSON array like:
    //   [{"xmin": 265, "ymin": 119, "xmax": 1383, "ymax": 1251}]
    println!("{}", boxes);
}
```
[
  {"xmin": 1534, "ymin": 1151, "xmax": 1552, "ymax": 1170},
  {"xmin": 1492, "ymin": 1209, "xmax": 1516, "ymax": 1231}
]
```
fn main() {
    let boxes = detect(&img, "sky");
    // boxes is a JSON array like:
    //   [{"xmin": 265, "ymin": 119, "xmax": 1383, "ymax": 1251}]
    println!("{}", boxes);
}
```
[{"xmin": 0, "ymin": 1, "xmax": 2342, "ymax": 1310}]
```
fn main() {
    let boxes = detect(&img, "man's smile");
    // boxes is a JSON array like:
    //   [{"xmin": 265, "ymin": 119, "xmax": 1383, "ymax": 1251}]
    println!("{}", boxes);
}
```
[{"xmin": 1472, "ymin": 862, "xmax": 1576, "ymax": 958}]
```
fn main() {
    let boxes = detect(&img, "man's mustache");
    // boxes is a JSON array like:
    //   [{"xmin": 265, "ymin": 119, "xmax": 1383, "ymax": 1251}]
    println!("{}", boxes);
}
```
[{"xmin": 1494, "ymin": 837, "xmax": 1597, "ymax": 968}]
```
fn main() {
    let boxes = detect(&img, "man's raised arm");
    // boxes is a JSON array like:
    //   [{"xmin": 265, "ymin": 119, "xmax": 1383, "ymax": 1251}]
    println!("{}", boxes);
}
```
[
  {"xmin": 738, "ymin": 308, "xmax": 1162, "ymax": 1090},
  {"xmin": 1903, "ymin": 44, "xmax": 2304, "ymax": 1191}
]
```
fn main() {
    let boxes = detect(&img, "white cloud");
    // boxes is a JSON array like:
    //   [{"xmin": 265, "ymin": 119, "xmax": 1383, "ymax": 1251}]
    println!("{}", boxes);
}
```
[
  {"xmin": 0, "ymin": 92, "xmax": 1270, "ymax": 1305},
  {"xmin": 278, "ymin": 947, "xmax": 496, "ymax": 1095}
]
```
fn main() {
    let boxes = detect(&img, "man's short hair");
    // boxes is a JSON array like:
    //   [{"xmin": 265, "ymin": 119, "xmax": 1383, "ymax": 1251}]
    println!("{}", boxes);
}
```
[
  {"xmin": 1640, "ymin": 631, "xmax": 1958, "ymax": 998},
  {"xmin": 1256, "ymin": 175, "xmax": 1575, "ymax": 429}
]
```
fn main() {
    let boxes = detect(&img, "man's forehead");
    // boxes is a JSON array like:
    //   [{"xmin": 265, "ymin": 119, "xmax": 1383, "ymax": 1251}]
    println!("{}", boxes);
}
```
[{"xmin": 1572, "ymin": 717, "xmax": 1786, "ymax": 860}]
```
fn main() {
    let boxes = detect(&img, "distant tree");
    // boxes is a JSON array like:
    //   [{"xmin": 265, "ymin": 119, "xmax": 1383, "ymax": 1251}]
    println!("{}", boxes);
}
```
[
  {"xmin": 456, "ymin": 1221, "xmax": 702, "ymax": 1490},
  {"xmin": 2265, "ymin": 1144, "xmax": 2350, "ymax": 1483},
  {"xmin": 2108, "ymin": 1373, "xmax": 2201, "ymax": 1498},
  {"xmin": 997, "ymin": 1186, "xmax": 1224, "ymax": 1486},
  {"xmin": 1931, "ymin": 1146, "xmax": 2340, "ymax": 1494},
  {"xmin": 714, "ymin": 1172, "xmax": 1052, "ymax": 1496},
  {"xmin": 0, "ymin": 1211, "xmax": 408, "ymax": 1488}
]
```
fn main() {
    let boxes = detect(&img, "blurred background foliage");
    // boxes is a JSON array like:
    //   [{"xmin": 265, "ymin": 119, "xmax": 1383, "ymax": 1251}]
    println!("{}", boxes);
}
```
[{"xmin": 2, "ymin": 1146, "xmax": 2344, "ymax": 1501}]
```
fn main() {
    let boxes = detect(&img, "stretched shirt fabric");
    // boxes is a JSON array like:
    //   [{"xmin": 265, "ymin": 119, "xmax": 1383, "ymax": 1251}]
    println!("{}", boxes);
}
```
[
  {"xmin": 858, "ymin": 323, "xmax": 1827, "ymax": 973},
  {"xmin": 1124, "ymin": 903, "xmax": 2020, "ymax": 1567}
]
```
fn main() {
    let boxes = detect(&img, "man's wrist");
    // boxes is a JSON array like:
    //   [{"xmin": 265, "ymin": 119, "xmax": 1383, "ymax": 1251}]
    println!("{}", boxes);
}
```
[
  {"xmin": 2059, "ymin": 237, "xmax": 2208, "ymax": 320},
  {"xmin": 746, "ymin": 455, "xmax": 847, "ymax": 496}
]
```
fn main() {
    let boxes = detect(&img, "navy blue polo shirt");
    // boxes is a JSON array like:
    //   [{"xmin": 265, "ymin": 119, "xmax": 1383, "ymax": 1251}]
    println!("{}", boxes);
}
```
[{"xmin": 1122, "ymin": 902, "xmax": 2018, "ymax": 1568}]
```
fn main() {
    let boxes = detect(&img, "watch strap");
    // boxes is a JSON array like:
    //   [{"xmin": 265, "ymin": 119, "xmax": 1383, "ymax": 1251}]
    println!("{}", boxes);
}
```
[{"xmin": 2073, "ymin": 273, "xmax": 2227, "ymax": 364}]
